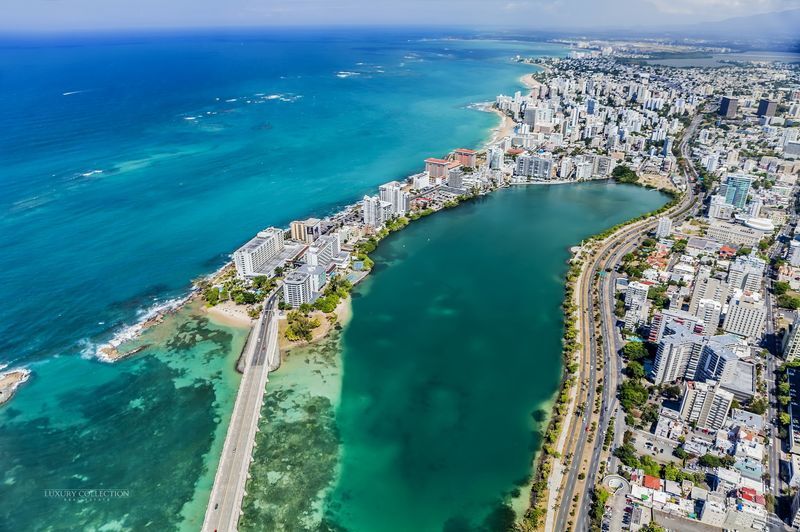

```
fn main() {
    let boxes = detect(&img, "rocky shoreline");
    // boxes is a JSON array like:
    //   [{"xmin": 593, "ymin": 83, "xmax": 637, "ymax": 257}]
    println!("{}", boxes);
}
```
[{"xmin": 0, "ymin": 368, "xmax": 31, "ymax": 406}]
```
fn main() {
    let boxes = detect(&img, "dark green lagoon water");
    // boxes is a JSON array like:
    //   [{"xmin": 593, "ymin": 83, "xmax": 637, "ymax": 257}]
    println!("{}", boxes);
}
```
[{"xmin": 241, "ymin": 182, "xmax": 667, "ymax": 531}]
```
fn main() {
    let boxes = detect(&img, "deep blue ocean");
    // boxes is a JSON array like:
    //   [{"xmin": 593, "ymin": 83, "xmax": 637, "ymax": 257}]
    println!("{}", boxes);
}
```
[{"xmin": 0, "ymin": 29, "xmax": 565, "ymax": 529}]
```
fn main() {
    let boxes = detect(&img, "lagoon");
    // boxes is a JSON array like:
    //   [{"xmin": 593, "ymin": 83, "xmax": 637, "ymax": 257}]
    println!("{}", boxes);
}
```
[{"xmin": 241, "ymin": 182, "xmax": 668, "ymax": 531}]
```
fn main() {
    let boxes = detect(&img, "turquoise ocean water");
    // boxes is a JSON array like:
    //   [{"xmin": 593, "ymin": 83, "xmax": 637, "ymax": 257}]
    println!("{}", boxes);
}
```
[{"xmin": 0, "ymin": 30, "xmax": 570, "ymax": 530}]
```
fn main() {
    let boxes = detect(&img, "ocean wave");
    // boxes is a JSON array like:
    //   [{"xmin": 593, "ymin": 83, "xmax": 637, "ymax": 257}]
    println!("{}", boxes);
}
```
[
  {"xmin": 8, "ymin": 195, "xmax": 55, "ymax": 214},
  {"xmin": 92, "ymin": 295, "xmax": 191, "ymax": 362},
  {"xmin": 336, "ymin": 71, "xmax": 360, "ymax": 78},
  {"xmin": 262, "ymin": 93, "xmax": 302, "ymax": 102},
  {"xmin": 90, "ymin": 258, "xmax": 234, "ymax": 362}
]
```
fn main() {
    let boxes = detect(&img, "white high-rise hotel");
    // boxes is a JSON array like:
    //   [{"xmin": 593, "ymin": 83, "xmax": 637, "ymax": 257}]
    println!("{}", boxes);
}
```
[
  {"xmin": 379, "ymin": 181, "xmax": 410, "ymax": 216},
  {"xmin": 362, "ymin": 195, "xmax": 392, "ymax": 228},
  {"xmin": 233, "ymin": 227, "xmax": 285, "ymax": 278}
]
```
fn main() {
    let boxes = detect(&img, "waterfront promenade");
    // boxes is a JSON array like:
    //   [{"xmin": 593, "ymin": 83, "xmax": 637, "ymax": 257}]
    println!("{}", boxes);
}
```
[
  {"xmin": 548, "ymin": 112, "xmax": 704, "ymax": 532},
  {"xmin": 547, "ymin": 126, "xmax": 702, "ymax": 532},
  {"xmin": 202, "ymin": 292, "xmax": 279, "ymax": 532}
]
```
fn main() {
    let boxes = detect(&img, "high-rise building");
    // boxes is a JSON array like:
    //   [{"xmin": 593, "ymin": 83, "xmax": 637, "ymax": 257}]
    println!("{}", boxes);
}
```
[
  {"xmin": 448, "ymin": 170, "xmax": 464, "ymax": 189},
  {"xmin": 655, "ymin": 217, "xmax": 672, "ymax": 239},
  {"xmin": 708, "ymin": 194, "xmax": 733, "ymax": 220},
  {"xmin": 784, "ymin": 314, "xmax": 800, "ymax": 361},
  {"xmin": 362, "ymin": 195, "xmax": 383, "ymax": 228},
  {"xmin": 757, "ymin": 99, "xmax": 777, "ymax": 118},
  {"xmin": 233, "ymin": 227, "xmax": 285, "ymax": 278},
  {"xmin": 648, "ymin": 309, "xmax": 705, "ymax": 343},
  {"xmin": 727, "ymin": 253, "xmax": 766, "ymax": 293},
  {"xmin": 719, "ymin": 96, "xmax": 738, "ymax": 119},
  {"xmin": 515, "ymin": 154, "xmax": 554, "ymax": 179},
  {"xmin": 591, "ymin": 155, "xmax": 614, "ymax": 176},
  {"xmin": 379, "ymin": 181, "xmax": 410, "ymax": 216},
  {"xmin": 748, "ymin": 197, "xmax": 763, "ymax": 218},
  {"xmin": 662, "ymin": 137, "xmax": 673, "ymax": 157},
  {"xmin": 789, "ymin": 240, "xmax": 800, "ymax": 268},
  {"xmin": 625, "ymin": 281, "xmax": 650, "ymax": 307},
  {"xmin": 297, "ymin": 264, "xmax": 327, "ymax": 294},
  {"xmin": 697, "ymin": 299, "xmax": 723, "ymax": 332},
  {"xmin": 454, "ymin": 148, "xmax": 477, "ymax": 168},
  {"xmin": 723, "ymin": 173, "xmax": 753, "ymax": 210},
  {"xmin": 425, "ymin": 158, "xmax": 449, "ymax": 179},
  {"xmin": 306, "ymin": 234, "xmax": 339, "ymax": 269},
  {"xmin": 689, "ymin": 274, "xmax": 730, "ymax": 315},
  {"xmin": 283, "ymin": 270, "xmax": 312, "ymax": 307},
  {"xmin": 290, "ymin": 218, "xmax": 321, "ymax": 244},
  {"xmin": 723, "ymin": 295, "xmax": 766, "ymax": 340},
  {"xmin": 651, "ymin": 324, "xmax": 705, "ymax": 384},
  {"xmin": 679, "ymin": 380, "xmax": 733, "ymax": 430},
  {"xmin": 624, "ymin": 302, "xmax": 650, "ymax": 331}
]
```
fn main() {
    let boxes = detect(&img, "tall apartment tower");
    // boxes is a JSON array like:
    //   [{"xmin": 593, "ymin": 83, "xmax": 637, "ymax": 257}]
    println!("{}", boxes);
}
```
[
  {"xmin": 689, "ymin": 274, "xmax": 730, "ymax": 315},
  {"xmin": 723, "ymin": 295, "xmax": 766, "ymax": 340},
  {"xmin": 719, "ymin": 96, "xmax": 738, "ymax": 119},
  {"xmin": 757, "ymin": 99, "xmax": 777, "ymax": 118},
  {"xmin": 362, "ymin": 195, "xmax": 382, "ymax": 228},
  {"xmin": 723, "ymin": 174, "xmax": 753, "ymax": 210},
  {"xmin": 290, "ymin": 218, "xmax": 321, "ymax": 244},
  {"xmin": 784, "ymin": 314, "xmax": 800, "ymax": 361},
  {"xmin": 379, "ymin": 181, "xmax": 410, "ymax": 216},
  {"xmin": 655, "ymin": 217, "xmax": 672, "ymax": 239},
  {"xmin": 727, "ymin": 253, "xmax": 766, "ymax": 293},
  {"xmin": 679, "ymin": 380, "xmax": 733, "ymax": 430}
]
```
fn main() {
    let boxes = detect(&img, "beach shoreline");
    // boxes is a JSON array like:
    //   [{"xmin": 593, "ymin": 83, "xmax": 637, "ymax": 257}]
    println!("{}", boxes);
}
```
[{"xmin": 204, "ymin": 300, "xmax": 255, "ymax": 329}]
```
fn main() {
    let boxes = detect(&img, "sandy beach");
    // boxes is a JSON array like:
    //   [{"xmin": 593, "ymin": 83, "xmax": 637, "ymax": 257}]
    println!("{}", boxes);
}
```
[
  {"xmin": 489, "ymin": 106, "xmax": 518, "ymax": 142},
  {"xmin": 204, "ymin": 300, "xmax": 255, "ymax": 329},
  {"xmin": 520, "ymin": 72, "xmax": 540, "ymax": 90},
  {"xmin": 0, "ymin": 368, "xmax": 31, "ymax": 405}
]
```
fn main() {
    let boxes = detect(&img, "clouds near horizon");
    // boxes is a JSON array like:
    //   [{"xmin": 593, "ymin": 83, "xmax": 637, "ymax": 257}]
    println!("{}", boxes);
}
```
[{"xmin": 2, "ymin": 0, "xmax": 799, "ymax": 32}]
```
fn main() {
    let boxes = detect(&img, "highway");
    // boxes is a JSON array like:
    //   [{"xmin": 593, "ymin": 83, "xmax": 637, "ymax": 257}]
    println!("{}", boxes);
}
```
[
  {"xmin": 553, "ymin": 188, "xmax": 699, "ymax": 532},
  {"xmin": 764, "ymin": 217, "xmax": 795, "ymax": 526},
  {"xmin": 202, "ymin": 292, "xmax": 280, "ymax": 532},
  {"xmin": 555, "ymin": 111, "xmax": 703, "ymax": 532}
]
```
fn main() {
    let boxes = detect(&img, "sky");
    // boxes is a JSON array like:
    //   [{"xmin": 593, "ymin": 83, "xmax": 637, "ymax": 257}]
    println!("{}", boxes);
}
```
[{"xmin": 1, "ymin": 0, "xmax": 799, "ymax": 32}]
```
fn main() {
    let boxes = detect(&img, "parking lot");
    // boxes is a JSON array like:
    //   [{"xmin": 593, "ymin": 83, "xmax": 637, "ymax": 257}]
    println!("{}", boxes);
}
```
[{"xmin": 630, "ymin": 429, "xmax": 679, "ymax": 464}]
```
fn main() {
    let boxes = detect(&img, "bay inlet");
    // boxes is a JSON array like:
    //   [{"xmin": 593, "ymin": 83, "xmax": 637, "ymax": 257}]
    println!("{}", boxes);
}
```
[{"xmin": 239, "ymin": 181, "xmax": 668, "ymax": 531}]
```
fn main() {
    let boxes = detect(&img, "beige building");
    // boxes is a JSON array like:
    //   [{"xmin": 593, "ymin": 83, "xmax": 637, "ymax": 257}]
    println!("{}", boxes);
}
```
[{"xmin": 723, "ymin": 295, "xmax": 766, "ymax": 340}]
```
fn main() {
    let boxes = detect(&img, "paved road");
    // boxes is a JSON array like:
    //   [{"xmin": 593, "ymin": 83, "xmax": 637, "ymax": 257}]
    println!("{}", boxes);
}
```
[
  {"xmin": 562, "ymin": 112, "xmax": 703, "ymax": 532},
  {"xmin": 764, "ymin": 219, "xmax": 796, "ymax": 527},
  {"xmin": 554, "ymin": 182, "xmax": 699, "ymax": 531},
  {"xmin": 202, "ymin": 292, "xmax": 279, "ymax": 532}
]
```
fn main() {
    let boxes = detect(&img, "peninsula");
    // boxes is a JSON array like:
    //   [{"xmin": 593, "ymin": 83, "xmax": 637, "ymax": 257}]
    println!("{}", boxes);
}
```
[{"xmin": 89, "ymin": 40, "xmax": 800, "ymax": 532}]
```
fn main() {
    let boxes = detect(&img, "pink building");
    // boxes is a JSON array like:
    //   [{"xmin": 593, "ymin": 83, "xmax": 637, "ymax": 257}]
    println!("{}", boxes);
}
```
[
  {"xmin": 454, "ymin": 148, "xmax": 477, "ymax": 168},
  {"xmin": 425, "ymin": 158, "xmax": 449, "ymax": 179}
]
